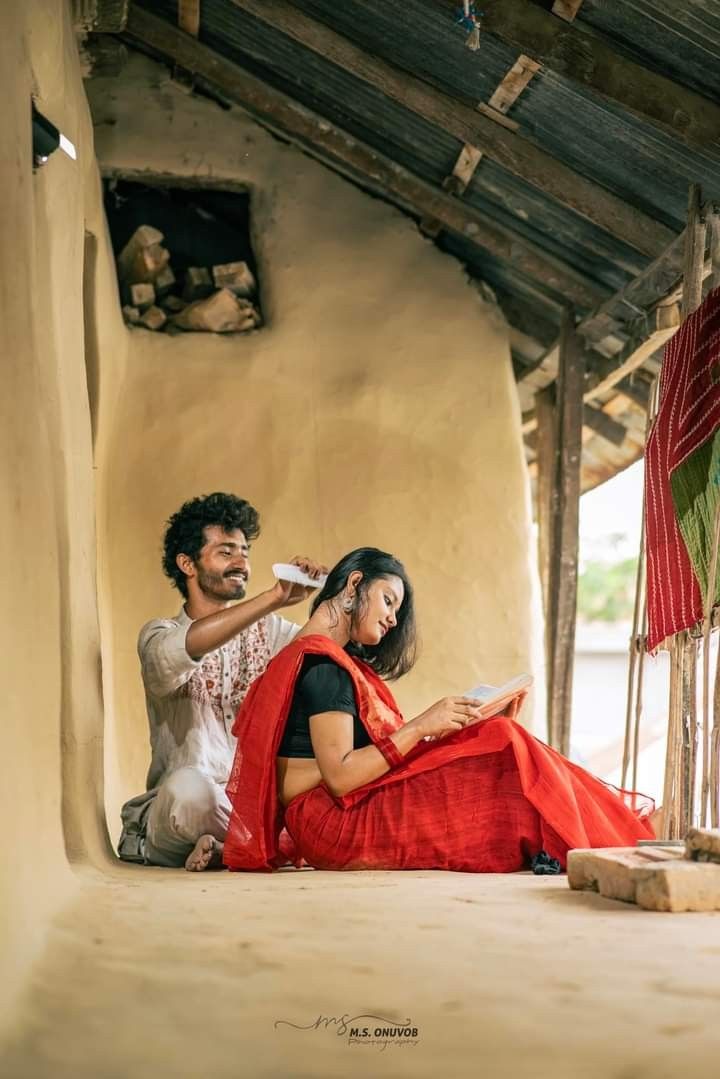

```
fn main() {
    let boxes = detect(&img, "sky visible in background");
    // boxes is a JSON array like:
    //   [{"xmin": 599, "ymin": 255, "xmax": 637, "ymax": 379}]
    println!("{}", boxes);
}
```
[{"xmin": 579, "ymin": 458, "xmax": 644, "ymax": 565}]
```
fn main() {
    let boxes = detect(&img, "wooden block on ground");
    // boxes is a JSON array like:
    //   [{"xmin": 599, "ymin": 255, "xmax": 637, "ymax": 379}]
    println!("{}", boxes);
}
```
[
  {"xmin": 117, "ymin": 225, "xmax": 164, "ymax": 280},
  {"xmin": 212, "ymin": 260, "xmax": 256, "ymax": 297},
  {"xmin": 686, "ymin": 828, "xmax": 720, "ymax": 863},
  {"xmin": 139, "ymin": 305, "xmax": 167, "ymax": 331},
  {"xmin": 568, "ymin": 847, "xmax": 720, "ymax": 911},
  {"xmin": 182, "ymin": 266, "xmax": 213, "ymax": 301},
  {"xmin": 154, "ymin": 265, "xmax": 176, "ymax": 297},
  {"xmin": 171, "ymin": 288, "xmax": 251, "ymax": 333},
  {"xmin": 122, "ymin": 304, "xmax": 140, "ymax": 324},
  {"xmin": 124, "ymin": 282, "xmax": 155, "ymax": 310},
  {"xmin": 160, "ymin": 294, "xmax": 185, "ymax": 313}
]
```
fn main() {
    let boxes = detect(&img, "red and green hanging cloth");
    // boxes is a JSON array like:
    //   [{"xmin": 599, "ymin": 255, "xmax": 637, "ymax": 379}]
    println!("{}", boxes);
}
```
[{"xmin": 645, "ymin": 286, "xmax": 720, "ymax": 652}]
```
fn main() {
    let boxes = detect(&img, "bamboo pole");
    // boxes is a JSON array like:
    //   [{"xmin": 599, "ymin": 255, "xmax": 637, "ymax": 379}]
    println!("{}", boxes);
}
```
[
  {"xmin": 631, "ymin": 596, "xmax": 647, "ymax": 794},
  {"xmin": 680, "ymin": 634, "xmax": 698, "ymax": 833},
  {"xmin": 622, "ymin": 397, "xmax": 655, "ymax": 788},
  {"xmin": 701, "ymin": 501, "xmax": 720, "ymax": 822},
  {"xmin": 661, "ymin": 635, "xmax": 682, "ymax": 838},
  {"xmin": 712, "ymin": 639, "xmax": 720, "ymax": 827},
  {"xmin": 621, "ymin": 545, "xmax": 644, "ymax": 788}
]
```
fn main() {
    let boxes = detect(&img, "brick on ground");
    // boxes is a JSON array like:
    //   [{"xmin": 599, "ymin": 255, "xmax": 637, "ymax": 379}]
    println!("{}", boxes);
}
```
[{"xmin": 568, "ymin": 846, "xmax": 720, "ymax": 911}]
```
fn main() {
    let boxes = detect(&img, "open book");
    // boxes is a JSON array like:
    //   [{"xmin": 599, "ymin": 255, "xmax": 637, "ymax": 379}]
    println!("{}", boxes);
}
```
[{"xmin": 464, "ymin": 673, "xmax": 533, "ymax": 723}]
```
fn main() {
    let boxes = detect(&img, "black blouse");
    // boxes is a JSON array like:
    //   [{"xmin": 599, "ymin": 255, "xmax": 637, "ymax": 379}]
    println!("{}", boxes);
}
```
[{"xmin": 277, "ymin": 655, "xmax": 372, "ymax": 758}]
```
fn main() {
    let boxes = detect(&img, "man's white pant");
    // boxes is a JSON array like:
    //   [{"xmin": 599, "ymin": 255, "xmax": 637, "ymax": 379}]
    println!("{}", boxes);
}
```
[{"xmin": 143, "ymin": 767, "xmax": 231, "ymax": 868}]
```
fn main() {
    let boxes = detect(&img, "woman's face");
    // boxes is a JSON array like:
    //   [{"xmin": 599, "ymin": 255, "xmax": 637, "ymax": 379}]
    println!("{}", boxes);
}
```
[{"xmin": 351, "ymin": 574, "xmax": 405, "ymax": 647}]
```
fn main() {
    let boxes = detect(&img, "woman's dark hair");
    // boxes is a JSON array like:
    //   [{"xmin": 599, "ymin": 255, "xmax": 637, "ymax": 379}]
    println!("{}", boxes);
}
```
[
  {"xmin": 311, "ymin": 547, "xmax": 417, "ymax": 680},
  {"xmin": 162, "ymin": 492, "xmax": 260, "ymax": 598}
]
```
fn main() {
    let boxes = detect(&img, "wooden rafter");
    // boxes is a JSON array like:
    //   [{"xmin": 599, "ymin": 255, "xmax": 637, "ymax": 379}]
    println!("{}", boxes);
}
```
[
  {"xmin": 124, "ymin": 7, "xmax": 606, "ymax": 311},
  {"xmin": 583, "ymin": 305, "xmax": 680, "ymax": 403},
  {"xmin": 230, "ymin": 0, "xmax": 674, "ymax": 258},
  {"xmin": 526, "ymin": 403, "xmax": 627, "ymax": 451},
  {"xmin": 520, "ymin": 306, "xmax": 678, "ymax": 437},
  {"xmin": 478, "ymin": 0, "xmax": 720, "ymax": 152}
]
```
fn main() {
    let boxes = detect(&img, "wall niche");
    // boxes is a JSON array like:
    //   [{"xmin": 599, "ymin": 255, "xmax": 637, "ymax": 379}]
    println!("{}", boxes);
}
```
[{"xmin": 103, "ymin": 176, "xmax": 261, "ymax": 335}]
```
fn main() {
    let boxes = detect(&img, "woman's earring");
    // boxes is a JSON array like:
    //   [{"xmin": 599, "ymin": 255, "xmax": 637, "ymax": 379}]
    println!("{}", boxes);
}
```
[{"xmin": 342, "ymin": 596, "xmax": 354, "ymax": 614}]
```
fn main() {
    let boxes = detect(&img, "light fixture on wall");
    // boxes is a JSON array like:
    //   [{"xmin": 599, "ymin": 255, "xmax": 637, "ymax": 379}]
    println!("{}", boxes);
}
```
[{"xmin": 32, "ymin": 102, "xmax": 77, "ymax": 168}]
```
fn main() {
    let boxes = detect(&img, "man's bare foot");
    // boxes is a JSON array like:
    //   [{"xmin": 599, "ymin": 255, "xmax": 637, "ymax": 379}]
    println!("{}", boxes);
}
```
[{"xmin": 185, "ymin": 835, "xmax": 225, "ymax": 872}]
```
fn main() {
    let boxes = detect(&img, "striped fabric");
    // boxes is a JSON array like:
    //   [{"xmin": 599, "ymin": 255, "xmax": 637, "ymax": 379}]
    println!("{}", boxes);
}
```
[{"xmin": 645, "ymin": 287, "xmax": 720, "ymax": 652}]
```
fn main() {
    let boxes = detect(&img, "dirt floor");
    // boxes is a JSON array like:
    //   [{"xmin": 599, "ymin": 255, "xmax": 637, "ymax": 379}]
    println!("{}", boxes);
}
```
[{"xmin": 2, "ymin": 865, "xmax": 720, "ymax": 1079}]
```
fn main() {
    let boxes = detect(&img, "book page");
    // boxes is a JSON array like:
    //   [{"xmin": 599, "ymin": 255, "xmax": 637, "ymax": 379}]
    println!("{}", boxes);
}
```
[{"xmin": 464, "ymin": 673, "xmax": 533, "ymax": 724}]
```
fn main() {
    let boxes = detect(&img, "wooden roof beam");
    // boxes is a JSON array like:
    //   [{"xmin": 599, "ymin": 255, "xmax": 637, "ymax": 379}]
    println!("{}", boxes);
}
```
[
  {"xmin": 124, "ymin": 7, "xmax": 606, "ymax": 311},
  {"xmin": 478, "ymin": 0, "xmax": 720, "ymax": 152},
  {"xmin": 525, "ymin": 403, "xmax": 627, "ymax": 452},
  {"xmin": 519, "ymin": 304, "xmax": 675, "ymax": 436},
  {"xmin": 231, "ymin": 0, "xmax": 675, "ymax": 259},
  {"xmin": 583, "ymin": 305, "xmax": 680, "ymax": 404}
]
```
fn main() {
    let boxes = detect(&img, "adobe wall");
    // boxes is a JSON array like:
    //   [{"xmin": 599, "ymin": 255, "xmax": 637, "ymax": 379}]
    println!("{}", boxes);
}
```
[
  {"xmin": 1, "ymin": 2, "xmax": 539, "ymax": 1018},
  {"xmin": 87, "ymin": 53, "xmax": 541, "ymax": 828},
  {"xmin": 1, "ymin": 0, "xmax": 119, "ymax": 1024}
]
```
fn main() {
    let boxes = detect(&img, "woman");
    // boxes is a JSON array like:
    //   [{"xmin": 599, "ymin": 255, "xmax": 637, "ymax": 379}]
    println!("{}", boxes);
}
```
[{"xmin": 223, "ymin": 548, "xmax": 654, "ymax": 872}]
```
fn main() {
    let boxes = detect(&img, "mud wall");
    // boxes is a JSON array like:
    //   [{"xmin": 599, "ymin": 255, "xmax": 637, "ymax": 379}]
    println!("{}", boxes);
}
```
[{"xmin": 87, "ymin": 54, "xmax": 541, "ymax": 829}]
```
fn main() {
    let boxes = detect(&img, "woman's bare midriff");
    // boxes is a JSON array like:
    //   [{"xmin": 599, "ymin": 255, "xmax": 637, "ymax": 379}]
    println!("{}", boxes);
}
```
[{"xmin": 276, "ymin": 756, "xmax": 323, "ymax": 807}]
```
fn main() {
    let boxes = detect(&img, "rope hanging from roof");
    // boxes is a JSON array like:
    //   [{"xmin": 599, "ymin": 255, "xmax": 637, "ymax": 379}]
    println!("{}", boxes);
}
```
[{"xmin": 456, "ymin": 1, "xmax": 482, "ymax": 51}]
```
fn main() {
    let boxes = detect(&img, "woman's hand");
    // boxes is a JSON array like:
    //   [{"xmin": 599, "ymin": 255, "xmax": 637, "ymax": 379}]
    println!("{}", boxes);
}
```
[{"xmin": 408, "ymin": 697, "xmax": 484, "ymax": 740}]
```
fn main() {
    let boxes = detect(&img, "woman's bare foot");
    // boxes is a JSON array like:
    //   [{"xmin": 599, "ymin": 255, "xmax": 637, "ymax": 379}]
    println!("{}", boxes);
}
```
[{"xmin": 185, "ymin": 835, "xmax": 225, "ymax": 872}]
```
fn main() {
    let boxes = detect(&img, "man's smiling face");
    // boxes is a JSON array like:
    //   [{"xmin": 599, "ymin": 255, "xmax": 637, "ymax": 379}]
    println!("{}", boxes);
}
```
[{"xmin": 192, "ymin": 526, "xmax": 251, "ymax": 602}]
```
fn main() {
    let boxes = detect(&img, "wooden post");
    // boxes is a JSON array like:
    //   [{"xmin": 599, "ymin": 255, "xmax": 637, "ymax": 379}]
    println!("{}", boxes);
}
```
[
  {"xmin": 710, "ymin": 210, "xmax": 720, "ymax": 294},
  {"xmin": 535, "ymin": 389, "xmax": 557, "ymax": 623},
  {"xmin": 535, "ymin": 385, "xmax": 557, "ymax": 742},
  {"xmin": 659, "ymin": 185, "xmax": 708, "ymax": 836},
  {"xmin": 682, "ymin": 184, "xmax": 707, "ymax": 318},
  {"xmin": 546, "ymin": 312, "xmax": 585, "ymax": 754}
]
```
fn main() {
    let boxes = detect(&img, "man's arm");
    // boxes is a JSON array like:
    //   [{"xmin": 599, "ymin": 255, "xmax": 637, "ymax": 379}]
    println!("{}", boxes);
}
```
[
  {"xmin": 185, "ymin": 587, "xmax": 287, "ymax": 660},
  {"xmin": 185, "ymin": 560, "xmax": 323, "ymax": 660}
]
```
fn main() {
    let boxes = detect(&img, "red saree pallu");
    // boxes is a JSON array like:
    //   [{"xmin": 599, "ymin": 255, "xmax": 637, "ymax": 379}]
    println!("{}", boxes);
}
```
[
  {"xmin": 223, "ymin": 636, "xmax": 655, "ymax": 873},
  {"xmin": 645, "ymin": 287, "xmax": 720, "ymax": 652}
]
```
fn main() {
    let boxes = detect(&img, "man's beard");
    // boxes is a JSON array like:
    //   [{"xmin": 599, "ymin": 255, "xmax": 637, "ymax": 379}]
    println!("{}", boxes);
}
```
[{"xmin": 196, "ymin": 566, "xmax": 247, "ymax": 602}]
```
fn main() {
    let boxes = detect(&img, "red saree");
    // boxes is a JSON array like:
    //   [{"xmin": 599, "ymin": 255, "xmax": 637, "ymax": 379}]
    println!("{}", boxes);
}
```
[{"xmin": 223, "ymin": 636, "xmax": 654, "ymax": 872}]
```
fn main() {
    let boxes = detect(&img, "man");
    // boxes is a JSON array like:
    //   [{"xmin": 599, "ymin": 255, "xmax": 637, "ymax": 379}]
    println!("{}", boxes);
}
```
[{"xmin": 118, "ymin": 492, "xmax": 326, "ymax": 871}]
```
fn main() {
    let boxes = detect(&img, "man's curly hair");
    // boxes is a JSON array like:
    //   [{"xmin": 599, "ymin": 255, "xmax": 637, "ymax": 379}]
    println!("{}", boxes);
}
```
[{"xmin": 162, "ymin": 492, "xmax": 261, "ymax": 598}]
